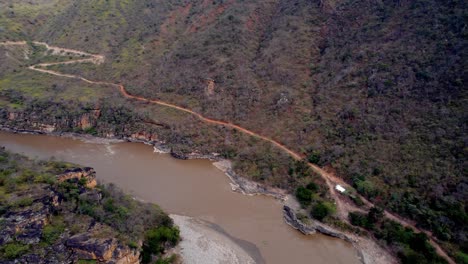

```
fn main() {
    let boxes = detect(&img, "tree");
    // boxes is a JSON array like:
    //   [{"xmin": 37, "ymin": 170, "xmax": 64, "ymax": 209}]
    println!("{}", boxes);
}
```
[
  {"xmin": 311, "ymin": 201, "xmax": 336, "ymax": 221},
  {"xmin": 295, "ymin": 186, "xmax": 313, "ymax": 206},
  {"xmin": 368, "ymin": 207, "xmax": 384, "ymax": 224},
  {"xmin": 307, "ymin": 151, "xmax": 321, "ymax": 164}
]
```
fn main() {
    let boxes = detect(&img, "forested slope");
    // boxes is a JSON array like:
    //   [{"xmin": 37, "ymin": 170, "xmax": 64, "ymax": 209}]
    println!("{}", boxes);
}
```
[{"xmin": 0, "ymin": 0, "xmax": 466, "ymax": 261}]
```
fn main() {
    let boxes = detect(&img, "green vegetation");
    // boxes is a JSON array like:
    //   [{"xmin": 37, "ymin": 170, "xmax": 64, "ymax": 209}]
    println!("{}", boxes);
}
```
[
  {"xmin": 42, "ymin": 217, "xmax": 65, "ymax": 244},
  {"xmin": 456, "ymin": 251, "xmax": 468, "ymax": 264},
  {"xmin": 295, "ymin": 186, "xmax": 313, "ymax": 206},
  {"xmin": 77, "ymin": 260, "xmax": 97, "ymax": 264},
  {"xmin": 0, "ymin": 0, "xmax": 466, "ymax": 260},
  {"xmin": 349, "ymin": 207, "xmax": 446, "ymax": 263},
  {"xmin": 0, "ymin": 147, "xmax": 178, "ymax": 262},
  {"xmin": 311, "ymin": 201, "xmax": 336, "ymax": 221},
  {"xmin": 141, "ymin": 226, "xmax": 180, "ymax": 264},
  {"xmin": 1, "ymin": 242, "xmax": 30, "ymax": 259},
  {"xmin": 295, "ymin": 180, "xmax": 337, "ymax": 222}
]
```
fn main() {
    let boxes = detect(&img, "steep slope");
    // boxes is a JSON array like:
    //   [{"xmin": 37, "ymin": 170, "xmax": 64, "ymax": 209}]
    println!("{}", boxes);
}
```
[{"xmin": 0, "ymin": 0, "xmax": 466, "ymax": 262}]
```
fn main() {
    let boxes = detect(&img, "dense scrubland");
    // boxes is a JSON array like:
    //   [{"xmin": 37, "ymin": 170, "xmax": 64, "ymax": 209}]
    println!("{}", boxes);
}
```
[{"xmin": 0, "ymin": 0, "xmax": 466, "ymax": 262}]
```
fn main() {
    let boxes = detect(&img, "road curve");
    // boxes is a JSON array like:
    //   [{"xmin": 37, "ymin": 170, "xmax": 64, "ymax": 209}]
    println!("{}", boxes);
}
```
[{"xmin": 0, "ymin": 41, "xmax": 455, "ymax": 264}]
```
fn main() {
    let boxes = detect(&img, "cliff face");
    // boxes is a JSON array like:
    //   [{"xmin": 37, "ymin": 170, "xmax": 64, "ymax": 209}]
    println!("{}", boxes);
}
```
[
  {"xmin": 0, "ymin": 148, "xmax": 179, "ymax": 263},
  {"xmin": 0, "ymin": 104, "xmax": 159, "ymax": 144},
  {"xmin": 0, "ymin": 0, "xmax": 465, "ymax": 260},
  {"xmin": 0, "ymin": 166, "xmax": 140, "ymax": 264},
  {"xmin": 57, "ymin": 167, "xmax": 98, "ymax": 189}
]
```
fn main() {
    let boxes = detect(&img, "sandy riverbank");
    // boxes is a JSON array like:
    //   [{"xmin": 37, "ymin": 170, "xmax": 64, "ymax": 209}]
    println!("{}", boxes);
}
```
[{"xmin": 170, "ymin": 215, "xmax": 258, "ymax": 264}]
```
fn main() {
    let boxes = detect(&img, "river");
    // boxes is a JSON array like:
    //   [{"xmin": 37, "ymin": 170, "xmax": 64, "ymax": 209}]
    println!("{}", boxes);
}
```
[{"xmin": 0, "ymin": 131, "xmax": 360, "ymax": 264}]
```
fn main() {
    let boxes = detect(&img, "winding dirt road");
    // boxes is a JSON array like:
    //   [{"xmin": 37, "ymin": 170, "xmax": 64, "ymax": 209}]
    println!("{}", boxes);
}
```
[{"xmin": 0, "ymin": 41, "xmax": 455, "ymax": 264}]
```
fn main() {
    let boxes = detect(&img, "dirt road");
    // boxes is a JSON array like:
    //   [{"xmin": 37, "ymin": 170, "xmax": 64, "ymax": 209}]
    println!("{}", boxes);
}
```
[{"xmin": 0, "ymin": 41, "xmax": 454, "ymax": 264}]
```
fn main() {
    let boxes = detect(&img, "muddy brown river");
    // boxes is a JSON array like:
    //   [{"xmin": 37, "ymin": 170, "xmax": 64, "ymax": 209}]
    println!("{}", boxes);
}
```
[{"xmin": 0, "ymin": 131, "xmax": 360, "ymax": 264}]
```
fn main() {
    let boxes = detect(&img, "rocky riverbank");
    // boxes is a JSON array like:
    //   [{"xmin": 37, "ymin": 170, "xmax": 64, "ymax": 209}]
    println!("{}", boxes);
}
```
[
  {"xmin": 0, "ymin": 164, "xmax": 140, "ymax": 263},
  {"xmin": 0, "ymin": 148, "xmax": 179, "ymax": 263},
  {"xmin": 282, "ymin": 201, "xmax": 396, "ymax": 264},
  {"xmin": 213, "ymin": 160, "xmax": 288, "ymax": 201},
  {"xmin": 0, "ymin": 125, "xmax": 394, "ymax": 264}
]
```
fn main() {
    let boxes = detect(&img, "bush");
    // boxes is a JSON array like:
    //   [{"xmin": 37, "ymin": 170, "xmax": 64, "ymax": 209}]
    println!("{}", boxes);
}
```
[
  {"xmin": 307, "ymin": 151, "xmax": 321, "ymax": 164},
  {"xmin": 311, "ymin": 201, "xmax": 336, "ymax": 221},
  {"xmin": 306, "ymin": 182, "xmax": 318, "ymax": 192},
  {"xmin": 128, "ymin": 241, "xmax": 139, "ymax": 249},
  {"xmin": 13, "ymin": 197, "xmax": 33, "ymax": 207},
  {"xmin": 349, "ymin": 211, "xmax": 369, "ymax": 227},
  {"xmin": 295, "ymin": 187, "xmax": 313, "ymax": 206},
  {"xmin": 42, "ymin": 224, "xmax": 64, "ymax": 244},
  {"xmin": 354, "ymin": 179, "xmax": 379, "ymax": 198},
  {"xmin": 456, "ymin": 251, "xmax": 468, "ymax": 264},
  {"xmin": 367, "ymin": 207, "xmax": 384, "ymax": 223},
  {"xmin": 2, "ymin": 242, "xmax": 29, "ymax": 259},
  {"xmin": 77, "ymin": 260, "xmax": 97, "ymax": 264},
  {"xmin": 156, "ymin": 254, "xmax": 177, "ymax": 264},
  {"xmin": 349, "ymin": 194, "xmax": 364, "ymax": 206},
  {"xmin": 142, "ymin": 226, "xmax": 180, "ymax": 264},
  {"xmin": 34, "ymin": 174, "xmax": 55, "ymax": 184}
]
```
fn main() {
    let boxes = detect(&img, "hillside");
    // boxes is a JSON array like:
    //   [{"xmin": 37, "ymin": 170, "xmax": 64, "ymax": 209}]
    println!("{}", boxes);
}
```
[{"xmin": 0, "ymin": 0, "xmax": 466, "ymax": 263}]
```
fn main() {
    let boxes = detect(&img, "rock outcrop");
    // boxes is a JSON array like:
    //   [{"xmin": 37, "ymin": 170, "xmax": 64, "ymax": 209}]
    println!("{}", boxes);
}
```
[
  {"xmin": 282, "ymin": 206, "xmax": 316, "ymax": 235},
  {"xmin": 0, "ymin": 185, "xmax": 57, "ymax": 246},
  {"xmin": 0, "ymin": 165, "xmax": 141, "ymax": 264},
  {"xmin": 56, "ymin": 167, "xmax": 97, "ymax": 188},
  {"xmin": 282, "ymin": 205, "xmax": 355, "ymax": 242},
  {"xmin": 213, "ymin": 160, "xmax": 287, "ymax": 201},
  {"xmin": 3, "ymin": 109, "xmax": 101, "ymax": 134},
  {"xmin": 67, "ymin": 233, "xmax": 139, "ymax": 264}
]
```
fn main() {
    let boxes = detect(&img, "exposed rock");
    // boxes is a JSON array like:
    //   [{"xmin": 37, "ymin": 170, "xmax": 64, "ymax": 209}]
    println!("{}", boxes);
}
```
[
  {"xmin": 130, "ymin": 131, "xmax": 158, "ymax": 142},
  {"xmin": 7, "ymin": 112, "xmax": 17, "ymax": 120},
  {"xmin": 170, "ymin": 149, "xmax": 221, "ymax": 161},
  {"xmin": 67, "ymin": 234, "xmax": 139, "ymax": 263},
  {"xmin": 170, "ymin": 150, "xmax": 189, "ymax": 160},
  {"xmin": 0, "ymin": 185, "xmax": 57, "ymax": 246},
  {"xmin": 56, "ymin": 167, "xmax": 97, "ymax": 188},
  {"xmin": 282, "ymin": 206, "xmax": 316, "ymax": 235},
  {"xmin": 204, "ymin": 78, "xmax": 215, "ymax": 96},
  {"xmin": 282, "ymin": 205, "xmax": 355, "ymax": 242},
  {"xmin": 113, "ymin": 244, "xmax": 141, "ymax": 264},
  {"xmin": 0, "ymin": 166, "xmax": 142, "ymax": 264},
  {"xmin": 36, "ymin": 123, "xmax": 56, "ymax": 133},
  {"xmin": 79, "ymin": 113, "xmax": 93, "ymax": 130},
  {"xmin": 213, "ymin": 160, "xmax": 287, "ymax": 201}
]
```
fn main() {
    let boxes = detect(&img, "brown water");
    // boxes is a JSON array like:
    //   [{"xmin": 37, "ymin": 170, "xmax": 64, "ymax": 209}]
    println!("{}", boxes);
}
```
[{"xmin": 0, "ymin": 131, "xmax": 360, "ymax": 264}]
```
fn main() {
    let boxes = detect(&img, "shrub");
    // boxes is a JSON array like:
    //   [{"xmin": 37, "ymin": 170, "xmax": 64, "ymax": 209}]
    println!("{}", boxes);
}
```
[
  {"xmin": 42, "ymin": 224, "xmax": 64, "ymax": 244},
  {"xmin": 306, "ymin": 182, "xmax": 318, "ymax": 192},
  {"xmin": 354, "ymin": 179, "xmax": 379, "ymax": 198},
  {"xmin": 128, "ymin": 241, "xmax": 139, "ymax": 249},
  {"xmin": 311, "ymin": 201, "xmax": 336, "ymax": 221},
  {"xmin": 456, "ymin": 251, "xmax": 468, "ymax": 264},
  {"xmin": 142, "ymin": 226, "xmax": 180, "ymax": 263},
  {"xmin": 77, "ymin": 260, "xmax": 97, "ymax": 264},
  {"xmin": 349, "ymin": 212, "xmax": 369, "ymax": 227},
  {"xmin": 307, "ymin": 151, "xmax": 321, "ymax": 164},
  {"xmin": 368, "ymin": 207, "xmax": 384, "ymax": 224},
  {"xmin": 295, "ymin": 187, "xmax": 313, "ymax": 206},
  {"xmin": 18, "ymin": 170, "xmax": 36, "ymax": 183},
  {"xmin": 34, "ymin": 174, "xmax": 55, "ymax": 184},
  {"xmin": 13, "ymin": 197, "xmax": 33, "ymax": 207},
  {"xmin": 2, "ymin": 242, "xmax": 29, "ymax": 259},
  {"xmin": 156, "ymin": 254, "xmax": 177, "ymax": 264}
]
